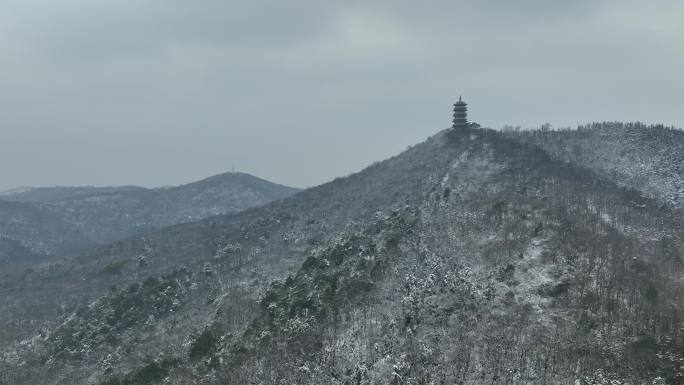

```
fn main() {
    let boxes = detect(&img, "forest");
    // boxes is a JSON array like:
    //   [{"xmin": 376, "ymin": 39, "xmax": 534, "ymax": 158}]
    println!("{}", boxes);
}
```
[{"xmin": 1, "ymin": 125, "xmax": 683, "ymax": 385}]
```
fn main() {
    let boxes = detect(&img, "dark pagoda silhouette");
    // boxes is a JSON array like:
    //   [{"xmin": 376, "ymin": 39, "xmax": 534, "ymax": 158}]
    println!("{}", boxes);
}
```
[{"xmin": 452, "ymin": 96, "xmax": 468, "ymax": 129}]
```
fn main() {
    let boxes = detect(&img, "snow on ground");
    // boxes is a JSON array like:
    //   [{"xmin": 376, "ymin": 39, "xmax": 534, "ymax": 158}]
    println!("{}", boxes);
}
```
[{"xmin": 510, "ymin": 237, "xmax": 559, "ymax": 319}]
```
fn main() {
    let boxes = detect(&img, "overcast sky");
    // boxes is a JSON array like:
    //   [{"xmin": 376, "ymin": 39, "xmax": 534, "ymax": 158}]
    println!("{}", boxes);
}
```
[{"xmin": 1, "ymin": 0, "xmax": 683, "ymax": 191}]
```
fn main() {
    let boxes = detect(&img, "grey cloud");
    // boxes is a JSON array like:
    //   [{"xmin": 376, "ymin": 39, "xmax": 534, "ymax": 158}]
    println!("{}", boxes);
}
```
[{"xmin": 3, "ymin": 1, "xmax": 341, "ymax": 61}]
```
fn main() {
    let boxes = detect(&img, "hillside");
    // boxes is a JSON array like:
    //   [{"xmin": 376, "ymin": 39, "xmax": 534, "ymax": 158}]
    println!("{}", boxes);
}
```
[
  {"xmin": 1, "ymin": 127, "xmax": 682, "ymax": 385},
  {"xmin": 0, "ymin": 173, "xmax": 300, "ymax": 264},
  {"xmin": 38, "ymin": 172, "xmax": 300, "ymax": 243},
  {"xmin": 0, "ymin": 200, "xmax": 91, "ymax": 263},
  {"xmin": 0, "ymin": 186, "xmax": 145, "ymax": 203},
  {"xmin": 508, "ymin": 122, "xmax": 684, "ymax": 209}
]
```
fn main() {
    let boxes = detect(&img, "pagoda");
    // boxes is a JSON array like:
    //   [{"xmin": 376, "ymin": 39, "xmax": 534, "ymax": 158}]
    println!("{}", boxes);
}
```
[{"xmin": 452, "ymin": 96, "xmax": 468, "ymax": 129}]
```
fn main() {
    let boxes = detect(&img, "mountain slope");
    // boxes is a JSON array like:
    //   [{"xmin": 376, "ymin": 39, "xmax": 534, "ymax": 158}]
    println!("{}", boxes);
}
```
[
  {"xmin": 508, "ymin": 122, "xmax": 684, "ymax": 209},
  {"xmin": 0, "ymin": 199, "xmax": 91, "ymax": 260},
  {"xmin": 0, "ymin": 186, "xmax": 145, "ymax": 203},
  {"xmin": 1, "ymin": 128, "xmax": 683, "ymax": 385},
  {"xmin": 39, "ymin": 172, "xmax": 300, "ymax": 243},
  {"xmin": 0, "ymin": 172, "xmax": 299, "ymax": 264}
]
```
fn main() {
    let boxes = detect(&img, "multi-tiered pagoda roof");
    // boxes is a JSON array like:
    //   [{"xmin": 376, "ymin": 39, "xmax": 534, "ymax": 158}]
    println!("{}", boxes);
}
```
[{"xmin": 452, "ymin": 96, "xmax": 468, "ymax": 129}]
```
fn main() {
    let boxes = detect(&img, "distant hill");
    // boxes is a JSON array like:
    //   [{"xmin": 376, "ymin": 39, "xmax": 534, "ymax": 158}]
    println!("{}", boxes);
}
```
[
  {"xmin": 0, "ymin": 185, "xmax": 145, "ymax": 203},
  {"xmin": 0, "ymin": 186, "xmax": 34, "ymax": 197},
  {"xmin": 0, "ymin": 199, "xmax": 91, "ymax": 267},
  {"xmin": 2, "ymin": 126, "xmax": 683, "ymax": 384},
  {"xmin": 0, "ymin": 199, "xmax": 91, "ymax": 259},
  {"xmin": 0, "ymin": 172, "xmax": 300, "ymax": 263}
]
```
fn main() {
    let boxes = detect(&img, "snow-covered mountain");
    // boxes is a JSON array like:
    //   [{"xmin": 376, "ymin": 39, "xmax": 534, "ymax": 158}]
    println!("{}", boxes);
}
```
[
  {"xmin": 0, "ymin": 186, "xmax": 145, "ymax": 203},
  {"xmin": 0, "ymin": 199, "xmax": 92, "ymax": 264},
  {"xmin": 0, "ymin": 172, "xmax": 299, "ymax": 264},
  {"xmin": 508, "ymin": 122, "xmax": 684, "ymax": 209},
  {"xmin": 1, "ymin": 125, "xmax": 683, "ymax": 385},
  {"xmin": 0, "ymin": 186, "xmax": 35, "ymax": 197}
]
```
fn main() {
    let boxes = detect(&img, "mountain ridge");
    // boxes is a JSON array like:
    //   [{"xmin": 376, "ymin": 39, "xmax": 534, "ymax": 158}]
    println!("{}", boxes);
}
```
[
  {"xmin": 2, "ymin": 125, "xmax": 683, "ymax": 384},
  {"xmin": 0, "ymin": 172, "xmax": 299, "ymax": 204},
  {"xmin": 507, "ymin": 122, "xmax": 684, "ymax": 209},
  {"xmin": 0, "ymin": 171, "xmax": 300, "ymax": 266}
]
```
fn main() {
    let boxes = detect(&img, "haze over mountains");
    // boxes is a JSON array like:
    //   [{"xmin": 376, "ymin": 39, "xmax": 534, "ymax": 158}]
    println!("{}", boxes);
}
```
[
  {"xmin": 0, "ymin": 172, "xmax": 299, "ymax": 265},
  {"xmin": 1, "ymin": 123, "xmax": 683, "ymax": 385}
]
